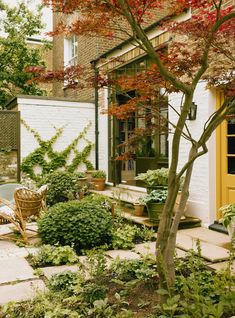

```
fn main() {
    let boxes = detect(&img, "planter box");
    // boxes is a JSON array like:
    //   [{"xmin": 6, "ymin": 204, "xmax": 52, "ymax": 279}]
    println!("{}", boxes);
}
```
[{"xmin": 146, "ymin": 202, "xmax": 164, "ymax": 222}]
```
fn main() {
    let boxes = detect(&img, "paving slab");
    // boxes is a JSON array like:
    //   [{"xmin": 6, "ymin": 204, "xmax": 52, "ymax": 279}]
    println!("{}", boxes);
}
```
[
  {"xmin": 207, "ymin": 260, "xmax": 235, "ymax": 274},
  {"xmin": 41, "ymin": 264, "xmax": 81, "ymax": 280},
  {"xmin": 176, "ymin": 233, "xmax": 230, "ymax": 262},
  {"xmin": 105, "ymin": 250, "xmax": 140, "ymax": 260},
  {"xmin": 0, "ymin": 279, "xmax": 45, "ymax": 305},
  {"xmin": 178, "ymin": 228, "xmax": 231, "ymax": 248},
  {"xmin": 175, "ymin": 248, "xmax": 187, "ymax": 258},
  {"xmin": 0, "ymin": 224, "xmax": 14, "ymax": 236},
  {"xmin": 0, "ymin": 257, "xmax": 36, "ymax": 284},
  {"xmin": 134, "ymin": 242, "xmax": 156, "ymax": 257}
]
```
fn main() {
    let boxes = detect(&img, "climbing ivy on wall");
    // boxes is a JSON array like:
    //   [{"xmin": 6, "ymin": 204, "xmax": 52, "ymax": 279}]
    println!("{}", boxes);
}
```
[{"xmin": 21, "ymin": 119, "xmax": 94, "ymax": 182}]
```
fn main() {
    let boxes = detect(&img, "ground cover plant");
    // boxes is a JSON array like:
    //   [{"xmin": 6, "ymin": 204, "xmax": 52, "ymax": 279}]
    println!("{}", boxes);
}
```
[
  {"xmin": 2, "ymin": 250, "xmax": 235, "ymax": 318},
  {"xmin": 28, "ymin": 245, "xmax": 79, "ymax": 267}
]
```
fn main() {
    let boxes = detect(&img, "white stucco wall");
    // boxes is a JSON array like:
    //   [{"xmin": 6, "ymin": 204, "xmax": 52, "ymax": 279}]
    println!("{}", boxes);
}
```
[
  {"xmin": 16, "ymin": 97, "xmax": 95, "ymax": 172},
  {"xmin": 168, "ymin": 82, "xmax": 217, "ymax": 225}
]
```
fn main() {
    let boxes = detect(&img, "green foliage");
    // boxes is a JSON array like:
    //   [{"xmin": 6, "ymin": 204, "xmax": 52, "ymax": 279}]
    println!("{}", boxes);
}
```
[
  {"xmin": 0, "ymin": 1, "xmax": 48, "ymax": 107},
  {"xmin": 48, "ymin": 271, "xmax": 80, "ymax": 295},
  {"xmin": 21, "ymin": 120, "xmax": 94, "ymax": 182},
  {"xmin": 84, "ymin": 248, "xmax": 108, "ymax": 277},
  {"xmin": 81, "ymin": 282, "xmax": 108, "ymax": 304},
  {"xmin": 75, "ymin": 172, "xmax": 86, "ymax": 178},
  {"xmin": 111, "ymin": 224, "xmax": 137, "ymax": 249},
  {"xmin": 81, "ymin": 193, "xmax": 113, "ymax": 212},
  {"xmin": 219, "ymin": 204, "xmax": 235, "ymax": 228},
  {"xmin": 142, "ymin": 189, "xmax": 168, "ymax": 204},
  {"xmin": 92, "ymin": 170, "xmax": 106, "ymax": 178},
  {"xmin": 29, "ymin": 244, "xmax": 79, "ymax": 267},
  {"xmin": 39, "ymin": 170, "xmax": 78, "ymax": 206},
  {"xmin": 37, "ymin": 200, "xmax": 113, "ymax": 252},
  {"xmin": 110, "ymin": 257, "xmax": 157, "ymax": 282},
  {"xmin": 156, "ymin": 251, "xmax": 235, "ymax": 318},
  {"xmin": 135, "ymin": 168, "xmax": 169, "ymax": 186}
]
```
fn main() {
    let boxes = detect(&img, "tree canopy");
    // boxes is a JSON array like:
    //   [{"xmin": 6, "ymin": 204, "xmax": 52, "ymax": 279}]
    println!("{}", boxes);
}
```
[{"xmin": 0, "ymin": 0, "xmax": 49, "ymax": 107}]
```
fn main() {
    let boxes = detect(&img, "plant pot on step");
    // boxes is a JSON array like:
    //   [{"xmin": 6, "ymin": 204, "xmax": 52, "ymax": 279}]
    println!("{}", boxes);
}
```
[
  {"xmin": 92, "ymin": 178, "xmax": 106, "ymax": 191},
  {"xmin": 91, "ymin": 170, "xmax": 106, "ymax": 191},
  {"xmin": 146, "ymin": 202, "xmax": 165, "ymax": 222},
  {"xmin": 133, "ymin": 203, "xmax": 145, "ymax": 216}
]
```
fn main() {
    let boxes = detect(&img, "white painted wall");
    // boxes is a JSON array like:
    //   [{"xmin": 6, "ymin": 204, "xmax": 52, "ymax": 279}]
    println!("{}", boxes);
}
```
[
  {"xmin": 98, "ymin": 88, "xmax": 109, "ymax": 174},
  {"xmin": 16, "ymin": 97, "xmax": 95, "ymax": 172},
  {"xmin": 168, "ymin": 82, "xmax": 217, "ymax": 225}
]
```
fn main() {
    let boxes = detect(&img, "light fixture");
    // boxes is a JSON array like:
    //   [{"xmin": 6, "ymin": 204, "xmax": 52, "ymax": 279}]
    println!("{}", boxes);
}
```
[{"xmin": 188, "ymin": 102, "xmax": 197, "ymax": 120}]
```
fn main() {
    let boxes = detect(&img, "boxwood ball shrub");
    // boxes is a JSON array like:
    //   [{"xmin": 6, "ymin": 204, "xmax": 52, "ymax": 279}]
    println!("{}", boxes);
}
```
[
  {"xmin": 40, "ymin": 171, "xmax": 77, "ymax": 206},
  {"xmin": 37, "ymin": 201, "xmax": 113, "ymax": 252}
]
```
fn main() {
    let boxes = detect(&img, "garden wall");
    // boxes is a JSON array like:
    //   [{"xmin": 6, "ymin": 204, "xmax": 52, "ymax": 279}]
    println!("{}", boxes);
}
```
[{"xmin": 7, "ymin": 96, "xmax": 96, "ymax": 176}]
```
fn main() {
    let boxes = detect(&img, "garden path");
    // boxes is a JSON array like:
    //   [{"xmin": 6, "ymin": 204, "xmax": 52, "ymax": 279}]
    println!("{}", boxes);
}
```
[{"xmin": 0, "ymin": 224, "xmax": 234, "ymax": 305}]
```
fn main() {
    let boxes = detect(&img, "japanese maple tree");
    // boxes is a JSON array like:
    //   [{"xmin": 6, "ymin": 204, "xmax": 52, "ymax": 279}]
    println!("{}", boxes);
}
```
[{"xmin": 41, "ymin": 0, "xmax": 235, "ymax": 293}]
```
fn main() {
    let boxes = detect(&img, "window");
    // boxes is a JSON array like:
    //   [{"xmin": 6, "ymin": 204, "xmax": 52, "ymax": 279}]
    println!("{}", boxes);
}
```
[{"xmin": 64, "ymin": 35, "xmax": 78, "ymax": 67}]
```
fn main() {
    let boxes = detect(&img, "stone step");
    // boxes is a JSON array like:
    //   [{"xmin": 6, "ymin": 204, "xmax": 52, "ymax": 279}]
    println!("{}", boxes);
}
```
[
  {"xmin": 0, "ymin": 257, "xmax": 36, "ymax": 285},
  {"xmin": 176, "ymin": 233, "xmax": 230, "ymax": 262},
  {"xmin": 0, "ymin": 280, "xmax": 45, "ymax": 305},
  {"xmin": 178, "ymin": 228, "xmax": 231, "ymax": 248}
]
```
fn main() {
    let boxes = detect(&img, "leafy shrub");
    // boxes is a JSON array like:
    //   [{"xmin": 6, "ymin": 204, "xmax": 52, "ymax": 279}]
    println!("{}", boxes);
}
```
[
  {"xmin": 39, "ymin": 170, "xmax": 78, "ymax": 206},
  {"xmin": 38, "ymin": 201, "xmax": 113, "ymax": 252},
  {"xmin": 141, "ymin": 189, "xmax": 168, "ymax": 204},
  {"xmin": 91, "ymin": 170, "xmax": 106, "ymax": 178},
  {"xmin": 29, "ymin": 245, "xmax": 79, "ymax": 267},
  {"xmin": 111, "ymin": 224, "xmax": 136, "ymax": 249},
  {"xmin": 81, "ymin": 282, "xmax": 108, "ymax": 304},
  {"xmin": 81, "ymin": 193, "xmax": 113, "ymax": 212},
  {"xmin": 110, "ymin": 257, "xmax": 156, "ymax": 282},
  {"xmin": 48, "ymin": 270, "xmax": 80, "ymax": 294}
]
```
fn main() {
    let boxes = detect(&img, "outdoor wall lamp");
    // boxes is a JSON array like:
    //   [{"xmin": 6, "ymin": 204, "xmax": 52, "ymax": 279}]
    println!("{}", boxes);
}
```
[{"xmin": 187, "ymin": 102, "xmax": 197, "ymax": 120}]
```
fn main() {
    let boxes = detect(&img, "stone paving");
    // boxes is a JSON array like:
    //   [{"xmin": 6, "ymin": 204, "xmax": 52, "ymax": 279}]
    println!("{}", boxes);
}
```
[{"xmin": 0, "ymin": 225, "xmax": 234, "ymax": 306}]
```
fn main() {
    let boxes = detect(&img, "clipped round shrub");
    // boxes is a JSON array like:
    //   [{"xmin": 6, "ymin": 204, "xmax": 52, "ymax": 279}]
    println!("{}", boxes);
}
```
[
  {"xmin": 38, "ymin": 201, "xmax": 113, "ymax": 252},
  {"xmin": 40, "ymin": 171, "xmax": 77, "ymax": 206}
]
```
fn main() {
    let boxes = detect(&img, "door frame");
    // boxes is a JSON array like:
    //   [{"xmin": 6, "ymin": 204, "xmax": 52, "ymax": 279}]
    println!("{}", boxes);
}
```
[{"xmin": 216, "ymin": 90, "xmax": 223, "ymax": 219}]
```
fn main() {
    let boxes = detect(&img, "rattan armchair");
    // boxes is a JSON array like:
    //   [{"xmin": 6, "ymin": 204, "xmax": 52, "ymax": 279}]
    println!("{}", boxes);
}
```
[{"xmin": 0, "ymin": 185, "xmax": 47, "ymax": 243}]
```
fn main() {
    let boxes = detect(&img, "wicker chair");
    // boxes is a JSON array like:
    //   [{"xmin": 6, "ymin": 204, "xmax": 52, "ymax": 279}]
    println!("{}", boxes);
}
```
[{"xmin": 0, "ymin": 185, "xmax": 47, "ymax": 243}]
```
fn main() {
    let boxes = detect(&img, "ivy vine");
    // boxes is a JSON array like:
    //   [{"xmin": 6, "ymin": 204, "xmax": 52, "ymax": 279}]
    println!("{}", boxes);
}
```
[{"xmin": 21, "ymin": 119, "xmax": 94, "ymax": 182}]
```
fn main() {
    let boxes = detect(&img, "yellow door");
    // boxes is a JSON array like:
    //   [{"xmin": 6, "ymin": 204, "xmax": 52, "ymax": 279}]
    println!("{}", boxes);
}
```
[{"xmin": 217, "ymin": 92, "xmax": 235, "ymax": 218}]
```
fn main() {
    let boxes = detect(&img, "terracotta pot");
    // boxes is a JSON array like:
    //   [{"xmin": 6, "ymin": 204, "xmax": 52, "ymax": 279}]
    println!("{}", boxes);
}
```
[
  {"xmin": 133, "ymin": 203, "xmax": 145, "ymax": 216},
  {"xmin": 76, "ymin": 177, "xmax": 87, "ymax": 188},
  {"xmin": 92, "ymin": 178, "xmax": 106, "ymax": 191}
]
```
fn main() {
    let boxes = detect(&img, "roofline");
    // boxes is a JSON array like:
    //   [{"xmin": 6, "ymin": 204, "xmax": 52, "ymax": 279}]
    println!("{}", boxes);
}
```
[
  {"xmin": 91, "ymin": 13, "xmax": 173, "ymax": 64},
  {"xmin": 5, "ymin": 95, "xmax": 94, "ymax": 110}
]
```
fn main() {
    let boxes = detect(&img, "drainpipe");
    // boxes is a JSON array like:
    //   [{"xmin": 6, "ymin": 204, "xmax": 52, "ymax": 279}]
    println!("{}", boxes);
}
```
[{"xmin": 91, "ymin": 61, "xmax": 99, "ymax": 170}]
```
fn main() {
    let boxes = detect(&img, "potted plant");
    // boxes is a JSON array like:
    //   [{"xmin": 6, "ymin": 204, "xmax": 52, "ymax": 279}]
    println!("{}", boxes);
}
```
[
  {"xmin": 219, "ymin": 204, "xmax": 235, "ymax": 239},
  {"xmin": 75, "ymin": 172, "xmax": 87, "ymax": 187},
  {"xmin": 91, "ymin": 170, "xmax": 106, "ymax": 191},
  {"xmin": 135, "ymin": 168, "xmax": 169, "ymax": 193},
  {"xmin": 133, "ymin": 197, "xmax": 146, "ymax": 216},
  {"xmin": 142, "ymin": 189, "xmax": 168, "ymax": 222}
]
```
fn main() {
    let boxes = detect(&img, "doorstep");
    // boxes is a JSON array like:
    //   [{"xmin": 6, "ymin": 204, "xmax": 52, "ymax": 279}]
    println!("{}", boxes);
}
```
[{"xmin": 120, "ymin": 210, "xmax": 201, "ymax": 229}]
